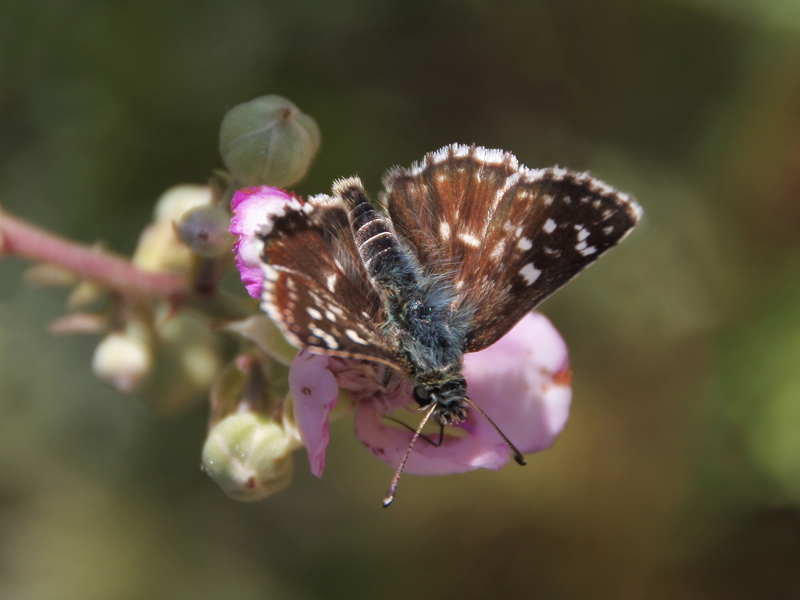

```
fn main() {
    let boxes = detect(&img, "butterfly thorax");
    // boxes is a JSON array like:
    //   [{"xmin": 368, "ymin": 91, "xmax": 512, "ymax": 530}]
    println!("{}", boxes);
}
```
[{"xmin": 391, "ymin": 284, "xmax": 471, "ymax": 425}]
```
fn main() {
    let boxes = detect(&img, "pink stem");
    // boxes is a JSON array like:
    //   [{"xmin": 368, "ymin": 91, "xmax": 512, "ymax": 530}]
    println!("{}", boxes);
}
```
[{"xmin": 0, "ymin": 210, "xmax": 187, "ymax": 300}]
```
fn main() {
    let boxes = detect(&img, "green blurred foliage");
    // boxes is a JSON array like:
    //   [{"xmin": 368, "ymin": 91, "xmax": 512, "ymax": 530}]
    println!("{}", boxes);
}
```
[{"xmin": 2, "ymin": 0, "xmax": 800, "ymax": 598}]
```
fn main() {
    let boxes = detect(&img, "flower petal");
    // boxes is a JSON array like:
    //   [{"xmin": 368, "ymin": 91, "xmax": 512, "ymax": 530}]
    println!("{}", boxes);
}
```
[
  {"xmin": 354, "ymin": 403, "xmax": 511, "ymax": 475},
  {"xmin": 229, "ymin": 186, "xmax": 299, "ymax": 298},
  {"xmin": 463, "ymin": 311, "xmax": 572, "ymax": 455},
  {"xmin": 288, "ymin": 347, "xmax": 339, "ymax": 477},
  {"xmin": 354, "ymin": 312, "xmax": 571, "ymax": 475}
]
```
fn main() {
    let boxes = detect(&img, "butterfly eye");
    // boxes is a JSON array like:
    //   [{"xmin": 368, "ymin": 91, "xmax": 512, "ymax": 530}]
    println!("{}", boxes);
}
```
[{"xmin": 413, "ymin": 386, "xmax": 431, "ymax": 406}]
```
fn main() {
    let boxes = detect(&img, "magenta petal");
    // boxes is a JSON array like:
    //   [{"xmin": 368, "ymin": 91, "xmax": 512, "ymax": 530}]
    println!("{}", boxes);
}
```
[
  {"xmin": 229, "ymin": 186, "xmax": 299, "ymax": 298},
  {"xmin": 354, "ymin": 312, "xmax": 571, "ymax": 475},
  {"xmin": 289, "ymin": 347, "xmax": 339, "ymax": 477}
]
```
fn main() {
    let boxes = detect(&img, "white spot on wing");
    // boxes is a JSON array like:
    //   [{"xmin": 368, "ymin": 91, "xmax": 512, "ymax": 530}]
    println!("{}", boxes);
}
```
[
  {"xmin": 517, "ymin": 237, "xmax": 532, "ymax": 250},
  {"xmin": 543, "ymin": 219, "xmax": 557, "ymax": 234},
  {"xmin": 520, "ymin": 263, "xmax": 542, "ymax": 285},
  {"xmin": 306, "ymin": 307, "xmax": 322, "ymax": 320},
  {"xmin": 346, "ymin": 329, "xmax": 369, "ymax": 345},
  {"xmin": 263, "ymin": 264, "xmax": 279, "ymax": 282},
  {"xmin": 458, "ymin": 232, "xmax": 481, "ymax": 247},
  {"xmin": 490, "ymin": 241, "xmax": 505, "ymax": 259},
  {"xmin": 309, "ymin": 324, "xmax": 339, "ymax": 350},
  {"xmin": 326, "ymin": 273, "xmax": 337, "ymax": 293},
  {"xmin": 439, "ymin": 220, "xmax": 451, "ymax": 240}
]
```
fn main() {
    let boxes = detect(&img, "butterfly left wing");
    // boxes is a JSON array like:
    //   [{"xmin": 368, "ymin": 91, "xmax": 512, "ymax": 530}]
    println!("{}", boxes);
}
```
[
  {"xmin": 258, "ymin": 195, "xmax": 405, "ymax": 369},
  {"xmin": 381, "ymin": 144, "xmax": 642, "ymax": 352}
]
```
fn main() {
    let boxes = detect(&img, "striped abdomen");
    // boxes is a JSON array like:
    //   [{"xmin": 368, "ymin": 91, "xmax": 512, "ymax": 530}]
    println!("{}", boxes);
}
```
[{"xmin": 333, "ymin": 177, "xmax": 420, "ymax": 293}]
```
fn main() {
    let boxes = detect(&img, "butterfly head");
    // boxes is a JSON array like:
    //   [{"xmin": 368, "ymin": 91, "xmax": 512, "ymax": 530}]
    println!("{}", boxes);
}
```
[{"xmin": 412, "ymin": 375, "xmax": 469, "ymax": 425}]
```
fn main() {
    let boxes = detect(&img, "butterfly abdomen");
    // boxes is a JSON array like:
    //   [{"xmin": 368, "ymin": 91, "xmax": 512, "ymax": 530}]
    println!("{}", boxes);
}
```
[{"xmin": 334, "ymin": 177, "xmax": 418, "ymax": 294}]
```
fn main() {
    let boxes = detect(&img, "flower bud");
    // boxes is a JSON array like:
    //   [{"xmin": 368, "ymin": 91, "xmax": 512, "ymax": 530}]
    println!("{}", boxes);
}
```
[
  {"xmin": 133, "ymin": 185, "xmax": 213, "ymax": 273},
  {"xmin": 202, "ymin": 412, "xmax": 294, "ymax": 501},
  {"xmin": 153, "ymin": 184, "xmax": 213, "ymax": 223},
  {"xmin": 219, "ymin": 95, "xmax": 320, "ymax": 188},
  {"xmin": 176, "ymin": 205, "xmax": 234, "ymax": 257},
  {"xmin": 92, "ymin": 322, "xmax": 153, "ymax": 393}
]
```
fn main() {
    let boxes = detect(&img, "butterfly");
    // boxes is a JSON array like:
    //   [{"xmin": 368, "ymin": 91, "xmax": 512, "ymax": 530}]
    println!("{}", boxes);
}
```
[{"xmin": 257, "ymin": 144, "xmax": 642, "ymax": 505}]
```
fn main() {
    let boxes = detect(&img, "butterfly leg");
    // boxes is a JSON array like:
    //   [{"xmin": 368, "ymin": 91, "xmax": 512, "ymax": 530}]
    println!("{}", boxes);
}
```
[{"xmin": 383, "ymin": 415, "xmax": 445, "ymax": 447}]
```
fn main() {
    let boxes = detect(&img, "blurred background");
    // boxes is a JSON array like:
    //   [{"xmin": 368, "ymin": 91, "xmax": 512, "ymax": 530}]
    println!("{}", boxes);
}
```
[{"xmin": 2, "ymin": 0, "xmax": 800, "ymax": 598}]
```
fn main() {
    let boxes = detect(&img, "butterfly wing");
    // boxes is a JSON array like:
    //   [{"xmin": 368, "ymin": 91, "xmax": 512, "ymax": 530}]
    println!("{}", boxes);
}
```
[
  {"xmin": 259, "ymin": 194, "xmax": 405, "ymax": 368},
  {"xmin": 380, "ymin": 144, "xmax": 642, "ymax": 352}
]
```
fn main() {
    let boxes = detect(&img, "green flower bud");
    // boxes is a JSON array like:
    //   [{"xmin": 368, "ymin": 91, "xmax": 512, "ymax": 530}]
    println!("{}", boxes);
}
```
[
  {"xmin": 219, "ymin": 95, "xmax": 321, "ymax": 188},
  {"xmin": 176, "ymin": 205, "xmax": 234, "ymax": 257},
  {"xmin": 134, "ymin": 185, "xmax": 213, "ymax": 273},
  {"xmin": 202, "ymin": 412, "xmax": 294, "ymax": 501}
]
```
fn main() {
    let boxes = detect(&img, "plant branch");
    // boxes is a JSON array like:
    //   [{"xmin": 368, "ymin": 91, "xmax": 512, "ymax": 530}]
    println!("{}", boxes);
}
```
[{"xmin": 0, "ymin": 210, "xmax": 187, "ymax": 300}]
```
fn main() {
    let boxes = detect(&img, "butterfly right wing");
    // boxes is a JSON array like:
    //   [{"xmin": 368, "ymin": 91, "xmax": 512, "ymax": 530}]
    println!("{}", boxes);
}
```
[
  {"xmin": 381, "ymin": 144, "xmax": 641, "ymax": 352},
  {"xmin": 258, "ymin": 194, "xmax": 405, "ymax": 369}
]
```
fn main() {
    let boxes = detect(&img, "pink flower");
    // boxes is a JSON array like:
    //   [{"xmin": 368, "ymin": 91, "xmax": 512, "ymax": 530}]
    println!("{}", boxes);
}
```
[
  {"xmin": 288, "ymin": 312, "xmax": 572, "ymax": 477},
  {"xmin": 229, "ymin": 186, "xmax": 301, "ymax": 298}
]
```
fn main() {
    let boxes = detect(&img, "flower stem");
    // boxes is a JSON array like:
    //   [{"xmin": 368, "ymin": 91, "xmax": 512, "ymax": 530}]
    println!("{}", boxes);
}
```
[{"xmin": 0, "ymin": 209, "xmax": 186, "ymax": 300}]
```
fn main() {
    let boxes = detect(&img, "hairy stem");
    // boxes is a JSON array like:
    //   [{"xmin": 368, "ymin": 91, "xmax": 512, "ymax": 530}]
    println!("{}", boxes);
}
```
[{"xmin": 0, "ymin": 210, "xmax": 186, "ymax": 300}]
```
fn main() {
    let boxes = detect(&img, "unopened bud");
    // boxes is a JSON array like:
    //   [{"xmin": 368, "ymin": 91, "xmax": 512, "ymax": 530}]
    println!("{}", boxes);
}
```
[
  {"xmin": 202, "ymin": 412, "xmax": 294, "ymax": 501},
  {"xmin": 153, "ymin": 185, "xmax": 213, "ymax": 223},
  {"xmin": 134, "ymin": 185, "xmax": 213, "ymax": 273},
  {"xmin": 219, "ymin": 95, "xmax": 320, "ymax": 188},
  {"xmin": 92, "ymin": 323, "xmax": 153, "ymax": 393},
  {"xmin": 176, "ymin": 205, "xmax": 234, "ymax": 257}
]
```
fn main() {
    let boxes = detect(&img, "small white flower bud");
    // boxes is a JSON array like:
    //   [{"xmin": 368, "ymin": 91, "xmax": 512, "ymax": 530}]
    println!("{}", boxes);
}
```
[
  {"xmin": 92, "ymin": 324, "xmax": 153, "ymax": 393},
  {"xmin": 202, "ymin": 412, "xmax": 294, "ymax": 501},
  {"xmin": 219, "ymin": 95, "xmax": 321, "ymax": 187}
]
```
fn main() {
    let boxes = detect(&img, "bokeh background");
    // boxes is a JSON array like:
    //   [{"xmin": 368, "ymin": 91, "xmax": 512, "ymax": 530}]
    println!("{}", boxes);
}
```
[{"xmin": 2, "ymin": 0, "xmax": 800, "ymax": 598}]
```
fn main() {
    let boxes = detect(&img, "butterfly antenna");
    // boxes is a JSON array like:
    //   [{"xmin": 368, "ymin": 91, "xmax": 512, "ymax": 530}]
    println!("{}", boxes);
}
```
[
  {"xmin": 464, "ymin": 398, "xmax": 527, "ymax": 466},
  {"xmin": 382, "ymin": 403, "xmax": 437, "ymax": 508}
]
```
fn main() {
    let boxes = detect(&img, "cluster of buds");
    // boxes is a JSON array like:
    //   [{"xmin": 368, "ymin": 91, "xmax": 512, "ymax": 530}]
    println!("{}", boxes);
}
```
[{"xmin": 2, "ymin": 94, "xmax": 573, "ymax": 502}]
